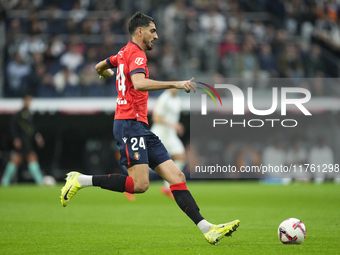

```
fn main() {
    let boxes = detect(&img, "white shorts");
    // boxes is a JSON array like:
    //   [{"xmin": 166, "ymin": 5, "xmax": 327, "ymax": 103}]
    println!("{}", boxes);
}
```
[{"xmin": 152, "ymin": 127, "xmax": 185, "ymax": 156}]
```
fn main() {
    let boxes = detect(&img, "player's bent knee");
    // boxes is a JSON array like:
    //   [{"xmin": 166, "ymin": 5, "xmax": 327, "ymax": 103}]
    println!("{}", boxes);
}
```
[
  {"xmin": 169, "ymin": 171, "xmax": 186, "ymax": 185},
  {"xmin": 134, "ymin": 182, "xmax": 149, "ymax": 193},
  {"xmin": 12, "ymin": 154, "xmax": 22, "ymax": 166},
  {"xmin": 177, "ymin": 171, "xmax": 186, "ymax": 183}
]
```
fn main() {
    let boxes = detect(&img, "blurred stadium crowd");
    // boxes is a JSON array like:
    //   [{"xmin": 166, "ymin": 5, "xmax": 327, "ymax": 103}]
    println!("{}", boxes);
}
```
[
  {"xmin": 1, "ymin": 0, "xmax": 340, "ymax": 183},
  {"xmin": 1, "ymin": 0, "xmax": 340, "ymax": 98}
]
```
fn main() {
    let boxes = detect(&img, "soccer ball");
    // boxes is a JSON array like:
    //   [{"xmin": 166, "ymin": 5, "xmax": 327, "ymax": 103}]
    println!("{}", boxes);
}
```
[
  {"xmin": 42, "ymin": 175, "xmax": 57, "ymax": 186},
  {"xmin": 278, "ymin": 218, "xmax": 306, "ymax": 244}
]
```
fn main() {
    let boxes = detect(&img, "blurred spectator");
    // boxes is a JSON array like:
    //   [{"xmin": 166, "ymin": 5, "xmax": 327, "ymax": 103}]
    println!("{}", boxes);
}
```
[
  {"xmin": 2, "ymin": 0, "xmax": 340, "ymax": 99},
  {"xmin": 80, "ymin": 19, "xmax": 93, "ymax": 35},
  {"xmin": 84, "ymin": 47, "xmax": 99, "ymax": 66},
  {"xmin": 37, "ymin": 73, "xmax": 58, "ymax": 97},
  {"xmin": 185, "ymin": 6, "xmax": 200, "ymax": 37},
  {"xmin": 221, "ymin": 51, "xmax": 239, "ymax": 78},
  {"xmin": 101, "ymin": 19, "xmax": 112, "ymax": 35},
  {"xmin": 68, "ymin": 35, "xmax": 86, "ymax": 53},
  {"xmin": 299, "ymin": 79, "xmax": 312, "ymax": 92},
  {"xmin": 199, "ymin": 5, "xmax": 226, "ymax": 42},
  {"xmin": 267, "ymin": 0, "xmax": 286, "ymax": 19},
  {"xmin": 25, "ymin": 11, "xmax": 41, "ymax": 34},
  {"xmin": 278, "ymin": 44, "xmax": 304, "ymax": 78},
  {"xmin": 211, "ymin": 72, "xmax": 224, "ymax": 86},
  {"xmin": 6, "ymin": 53, "xmax": 31, "ymax": 97},
  {"xmin": 312, "ymin": 75, "xmax": 328, "ymax": 97},
  {"xmin": 109, "ymin": 10, "xmax": 125, "ymax": 34},
  {"xmin": 53, "ymin": 66, "xmax": 80, "ymax": 93},
  {"xmin": 31, "ymin": 53, "xmax": 45, "ymax": 66},
  {"xmin": 59, "ymin": 43, "xmax": 84, "ymax": 71},
  {"xmin": 228, "ymin": 11, "xmax": 251, "ymax": 32},
  {"xmin": 64, "ymin": 17, "xmax": 79, "ymax": 34},
  {"xmin": 161, "ymin": 44, "xmax": 180, "ymax": 79},
  {"xmin": 145, "ymin": 44, "xmax": 160, "ymax": 65},
  {"xmin": 315, "ymin": 13, "xmax": 340, "ymax": 50},
  {"xmin": 251, "ymin": 21, "xmax": 266, "ymax": 41},
  {"xmin": 218, "ymin": 30, "xmax": 240, "ymax": 59},
  {"xmin": 271, "ymin": 29, "xmax": 288, "ymax": 57},
  {"xmin": 284, "ymin": 0, "xmax": 299, "ymax": 35},
  {"xmin": 46, "ymin": 34, "xmax": 66, "ymax": 60},
  {"xmin": 263, "ymin": 24, "xmax": 276, "ymax": 44},
  {"xmin": 184, "ymin": 6, "xmax": 200, "ymax": 59},
  {"xmin": 69, "ymin": 0, "xmax": 88, "ymax": 23},
  {"xmin": 185, "ymin": 142, "xmax": 199, "ymax": 176},
  {"xmin": 243, "ymin": 32, "xmax": 258, "ymax": 51},
  {"xmin": 316, "ymin": 1, "xmax": 338, "ymax": 22},
  {"xmin": 308, "ymin": 137, "xmax": 334, "ymax": 184},
  {"xmin": 237, "ymin": 43, "xmax": 259, "ymax": 87},
  {"xmin": 286, "ymin": 138, "xmax": 310, "ymax": 182},
  {"xmin": 26, "ymin": 64, "xmax": 46, "ymax": 96},
  {"xmin": 6, "ymin": 18, "xmax": 22, "ymax": 46},
  {"xmin": 258, "ymin": 43, "xmax": 278, "ymax": 79},
  {"xmin": 45, "ymin": 4, "xmax": 64, "ymax": 34},
  {"xmin": 148, "ymin": 62, "xmax": 162, "ymax": 81},
  {"xmin": 79, "ymin": 64, "xmax": 101, "ymax": 87},
  {"xmin": 223, "ymin": 142, "xmax": 238, "ymax": 167},
  {"xmin": 18, "ymin": 34, "xmax": 47, "ymax": 61},
  {"xmin": 262, "ymin": 139, "xmax": 288, "ymax": 181},
  {"xmin": 97, "ymin": 34, "xmax": 120, "ymax": 60},
  {"xmin": 236, "ymin": 143, "xmax": 261, "ymax": 178},
  {"xmin": 164, "ymin": 0, "xmax": 187, "ymax": 45},
  {"xmin": 304, "ymin": 44, "xmax": 325, "ymax": 77}
]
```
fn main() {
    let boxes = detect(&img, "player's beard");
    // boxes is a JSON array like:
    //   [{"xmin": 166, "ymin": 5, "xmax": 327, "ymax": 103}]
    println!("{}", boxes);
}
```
[{"xmin": 144, "ymin": 39, "xmax": 153, "ymax": 51}]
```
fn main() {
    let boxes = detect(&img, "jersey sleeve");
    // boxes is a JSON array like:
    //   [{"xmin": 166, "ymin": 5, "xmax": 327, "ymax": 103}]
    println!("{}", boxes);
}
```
[
  {"xmin": 128, "ymin": 50, "xmax": 147, "ymax": 77},
  {"xmin": 106, "ymin": 55, "xmax": 118, "ymax": 68}
]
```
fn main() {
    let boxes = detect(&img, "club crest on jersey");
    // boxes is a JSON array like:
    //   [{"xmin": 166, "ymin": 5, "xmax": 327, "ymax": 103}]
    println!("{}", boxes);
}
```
[
  {"xmin": 135, "ymin": 58, "xmax": 144, "ymax": 65},
  {"xmin": 134, "ymin": 152, "xmax": 140, "ymax": 160}
]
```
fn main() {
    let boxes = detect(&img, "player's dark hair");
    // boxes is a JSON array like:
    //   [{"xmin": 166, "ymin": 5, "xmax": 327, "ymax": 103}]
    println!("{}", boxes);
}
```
[{"xmin": 128, "ymin": 12, "xmax": 155, "ymax": 35}]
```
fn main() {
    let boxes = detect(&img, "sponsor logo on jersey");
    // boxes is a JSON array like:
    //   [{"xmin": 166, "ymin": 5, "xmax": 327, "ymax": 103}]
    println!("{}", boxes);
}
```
[
  {"xmin": 135, "ymin": 58, "xmax": 144, "ymax": 65},
  {"xmin": 134, "ymin": 152, "xmax": 140, "ymax": 160},
  {"xmin": 123, "ymin": 137, "xmax": 127, "ymax": 144},
  {"xmin": 117, "ymin": 98, "xmax": 127, "ymax": 105}
]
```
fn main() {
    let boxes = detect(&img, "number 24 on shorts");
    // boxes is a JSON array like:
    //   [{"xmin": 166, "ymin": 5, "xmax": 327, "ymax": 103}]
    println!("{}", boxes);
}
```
[{"xmin": 131, "ymin": 137, "xmax": 146, "ymax": 151}]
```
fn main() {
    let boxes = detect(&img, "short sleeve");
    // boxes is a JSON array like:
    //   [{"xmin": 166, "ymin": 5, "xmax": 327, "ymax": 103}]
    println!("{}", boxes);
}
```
[
  {"xmin": 106, "ymin": 55, "xmax": 118, "ymax": 68},
  {"xmin": 128, "ymin": 50, "xmax": 147, "ymax": 77}
]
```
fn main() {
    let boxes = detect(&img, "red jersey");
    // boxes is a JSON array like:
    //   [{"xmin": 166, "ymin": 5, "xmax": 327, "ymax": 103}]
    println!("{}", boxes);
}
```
[{"xmin": 106, "ymin": 41, "xmax": 149, "ymax": 124}]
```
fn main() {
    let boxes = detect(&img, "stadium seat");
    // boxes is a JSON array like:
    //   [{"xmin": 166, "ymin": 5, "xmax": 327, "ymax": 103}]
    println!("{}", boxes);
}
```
[
  {"xmin": 63, "ymin": 85, "xmax": 82, "ymax": 97},
  {"xmin": 84, "ymin": 85, "xmax": 105, "ymax": 97},
  {"xmin": 37, "ymin": 86, "xmax": 60, "ymax": 98}
]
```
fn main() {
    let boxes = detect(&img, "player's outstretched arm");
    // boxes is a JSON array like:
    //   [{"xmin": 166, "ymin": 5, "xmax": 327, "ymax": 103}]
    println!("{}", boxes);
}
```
[
  {"xmin": 132, "ymin": 73, "xmax": 196, "ymax": 93},
  {"xmin": 179, "ymin": 77, "xmax": 196, "ymax": 93},
  {"xmin": 95, "ymin": 60, "xmax": 114, "ymax": 79}
]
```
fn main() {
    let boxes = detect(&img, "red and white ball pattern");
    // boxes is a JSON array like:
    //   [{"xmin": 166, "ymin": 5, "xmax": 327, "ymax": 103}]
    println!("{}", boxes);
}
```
[{"xmin": 278, "ymin": 218, "xmax": 306, "ymax": 244}]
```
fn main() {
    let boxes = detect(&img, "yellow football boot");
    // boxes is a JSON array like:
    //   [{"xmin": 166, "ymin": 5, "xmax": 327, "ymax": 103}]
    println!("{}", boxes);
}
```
[
  {"xmin": 60, "ymin": 171, "xmax": 83, "ymax": 207},
  {"xmin": 204, "ymin": 219, "xmax": 240, "ymax": 245}
]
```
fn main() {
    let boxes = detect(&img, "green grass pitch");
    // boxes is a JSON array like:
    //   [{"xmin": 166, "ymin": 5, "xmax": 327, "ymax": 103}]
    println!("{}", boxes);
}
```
[{"xmin": 0, "ymin": 181, "xmax": 339, "ymax": 255}]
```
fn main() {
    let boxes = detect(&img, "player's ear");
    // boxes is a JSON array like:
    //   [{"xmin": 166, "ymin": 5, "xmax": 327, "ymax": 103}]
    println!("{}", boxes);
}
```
[{"xmin": 136, "ymin": 27, "xmax": 143, "ymax": 37}]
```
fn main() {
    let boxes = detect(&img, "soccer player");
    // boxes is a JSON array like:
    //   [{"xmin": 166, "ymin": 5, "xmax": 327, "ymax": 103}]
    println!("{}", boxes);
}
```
[
  {"xmin": 1, "ymin": 95, "xmax": 44, "ymax": 186},
  {"xmin": 60, "ymin": 12, "xmax": 239, "ymax": 245},
  {"xmin": 151, "ymin": 88, "xmax": 186, "ymax": 199}
]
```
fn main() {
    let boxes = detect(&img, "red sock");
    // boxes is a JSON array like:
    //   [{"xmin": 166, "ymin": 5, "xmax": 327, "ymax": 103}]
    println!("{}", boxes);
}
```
[{"xmin": 125, "ymin": 176, "xmax": 134, "ymax": 193}]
